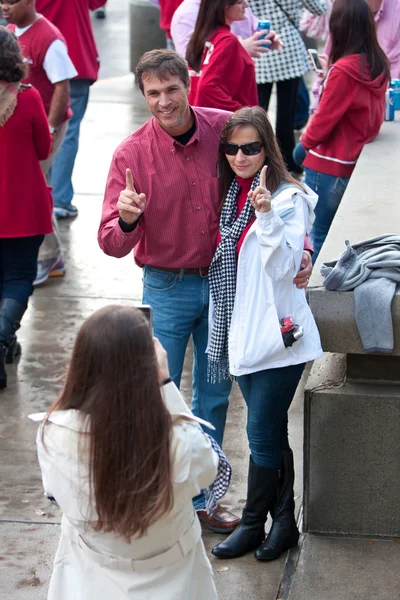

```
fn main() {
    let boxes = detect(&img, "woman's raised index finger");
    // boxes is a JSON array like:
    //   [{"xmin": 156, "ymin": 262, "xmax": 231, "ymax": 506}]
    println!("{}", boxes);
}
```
[
  {"xmin": 260, "ymin": 165, "xmax": 268, "ymax": 189},
  {"xmin": 125, "ymin": 168, "xmax": 135, "ymax": 192}
]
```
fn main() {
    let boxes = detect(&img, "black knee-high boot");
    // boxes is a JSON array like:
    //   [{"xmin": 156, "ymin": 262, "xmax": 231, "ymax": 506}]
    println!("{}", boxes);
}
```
[
  {"xmin": 0, "ymin": 299, "xmax": 25, "ymax": 389},
  {"xmin": 212, "ymin": 457, "xmax": 279, "ymax": 559},
  {"xmin": 254, "ymin": 450, "xmax": 299, "ymax": 561}
]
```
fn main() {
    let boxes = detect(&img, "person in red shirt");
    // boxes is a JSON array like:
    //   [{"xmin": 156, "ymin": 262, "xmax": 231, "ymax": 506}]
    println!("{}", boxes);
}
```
[
  {"xmin": 4, "ymin": 0, "xmax": 78, "ymax": 285},
  {"xmin": 35, "ymin": 0, "xmax": 106, "ymax": 218},
  {"xmin": 158, "ymin": 0, "xmax": 183, "ymax": 48},
  {"xmin": 293, "ymin": 0, "xmax": 390, "ymax": 261},
  {"xmin": 0, "ymin": 27, "xmax": 52, "ymax": 389},
  {"xmin": 186, "ymin": 0, "xmax": 258, "ymax": 111},
  {"xmin": 98, "ymin": 49, "xmax": 313, "ymax": 533}
]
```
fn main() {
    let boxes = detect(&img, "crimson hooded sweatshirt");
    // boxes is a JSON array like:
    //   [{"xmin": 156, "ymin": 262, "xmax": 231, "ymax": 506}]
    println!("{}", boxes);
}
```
[{"xmin": 302, "ymin": 54, "xmax": 388, "ymax": 178}]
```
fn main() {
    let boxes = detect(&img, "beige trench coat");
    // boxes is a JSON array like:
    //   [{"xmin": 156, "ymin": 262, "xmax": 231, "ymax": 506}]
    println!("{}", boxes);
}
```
[{"xmin": 30, "ymin": 382, "xmax": 219, "ymax": 600}]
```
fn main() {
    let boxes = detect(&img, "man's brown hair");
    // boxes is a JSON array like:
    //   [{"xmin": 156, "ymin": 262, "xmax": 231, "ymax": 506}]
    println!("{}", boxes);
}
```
[{"xmin": 136, "ymin": 49, "xmax": 190, "ymax": 93}]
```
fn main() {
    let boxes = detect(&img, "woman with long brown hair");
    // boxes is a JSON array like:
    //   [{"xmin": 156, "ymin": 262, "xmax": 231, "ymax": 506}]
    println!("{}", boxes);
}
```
[
  {"xmin": 208, "ymin": 107, "xmax": 322, "ymax": 561},
  {"xmin": 293, "ymin": 0, "xmax": 390, "ymax": 261},
  {"xmin": 30, "ymin": 305, "xmax": 224, "ymax": 599},
  {"xmin": 186, "ymin": 0, "xmax": 259, "ymax": 110}
]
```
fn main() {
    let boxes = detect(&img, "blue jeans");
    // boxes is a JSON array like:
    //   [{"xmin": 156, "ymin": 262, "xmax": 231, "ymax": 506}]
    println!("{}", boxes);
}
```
[
  {"xmin": 237, "ymin": 363, "xmax": 305, "ymax": 469},
  {"xmin": 50, "ymin": 79, "xmax": 91, "ymax": 209},
  {"xmin": 0, "ymin": 236, "xmax": 44, "ymax": 306},
  {"xmin": 304, "ymin": 168, "xmax": 350, "ymax": 263},
  {"xmin": 292, "ymin": 141, "xmax": 307, "ymax": 167},
  {"xmin": 142, "ymin": 267, "xmax": 232, "ymax": 510}
]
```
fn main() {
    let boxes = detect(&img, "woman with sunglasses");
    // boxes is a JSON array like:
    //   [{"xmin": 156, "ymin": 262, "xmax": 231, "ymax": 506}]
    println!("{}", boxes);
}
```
[
  {"xmin": 208, "ymin": 106, "xmax": 322, "ymax": 562},
  {"xmin": 186, "ymin": 0, "xmax": 258, "ymax": 111}
]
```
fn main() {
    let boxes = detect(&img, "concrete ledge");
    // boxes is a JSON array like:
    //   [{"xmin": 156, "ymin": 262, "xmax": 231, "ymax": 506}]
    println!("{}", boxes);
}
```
[
  {"xmin": 308, "ymin": 289, "xmax": 400, "ymax": 355},
  {"xmin": 308, "ymin": 117, "xmax": 400, "ymax": 354},
  {"xmin": 304, "ymin": 354, "xmax": 400, "ymax": 537}
]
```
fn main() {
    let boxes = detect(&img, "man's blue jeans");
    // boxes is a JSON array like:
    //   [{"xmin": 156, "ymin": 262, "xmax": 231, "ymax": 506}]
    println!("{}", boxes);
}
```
[
  {"xmin": 143, "ymin": 267, "xmax": 232, "ymax": 509},
  {"xmin": 50, "ymin": 79, "xmax": 91, "ymax": 210},
  {"xmin": 304, "ymin": 168, "xmax": 350, "ymax": 262},
  {"xmin": 237, "ymin": 363, "xmax": 305, "ymax": 469}
]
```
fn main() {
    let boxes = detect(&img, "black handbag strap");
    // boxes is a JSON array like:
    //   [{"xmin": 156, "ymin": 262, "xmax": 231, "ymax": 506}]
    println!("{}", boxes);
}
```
[{"xmin": 270, "ymin": 0, "xmax": 299, "ymax": 30}]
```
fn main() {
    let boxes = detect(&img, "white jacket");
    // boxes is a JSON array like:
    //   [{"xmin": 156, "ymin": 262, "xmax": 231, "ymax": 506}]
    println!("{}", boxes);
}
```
[
  {"xmin": 209, "ymin": 183, "xmax": 323, "ymax": 376},
  {"xmin": 29, "ymin": 383, "xmax": 218, "ymax": 600}
]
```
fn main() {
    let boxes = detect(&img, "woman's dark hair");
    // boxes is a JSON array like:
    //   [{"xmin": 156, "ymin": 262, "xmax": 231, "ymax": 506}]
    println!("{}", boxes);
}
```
[
  {"xmin": 136, "ymin": 49, "xmax": 190, "ymax": 93},
  {"xmin": 0, "ymin": 27, "xmax": 27, "ymax": 82},
  {"xmin": 329, "ymin": 0, "xmax": 390, "ymax": 80},
  {"xmin": 219, "ymin": 106, "xmax": 303, "ymax": 203},
  {"xmin": 186, "ymin": 0, "xmax": 236, "ymax": 71},
  {"xmin": 44, "ymin": 305, "xmax": 173, "ymax": 540}
]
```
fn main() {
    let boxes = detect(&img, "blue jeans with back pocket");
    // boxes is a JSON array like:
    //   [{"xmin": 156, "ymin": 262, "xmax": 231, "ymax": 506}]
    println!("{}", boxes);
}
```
[
  {"xmin": 142, "ymin": 266, "xmax": 232, "ymax": 509},
  {"xmin": 304, "ymin": 168, "xmax": 350, "ymax": 262}
]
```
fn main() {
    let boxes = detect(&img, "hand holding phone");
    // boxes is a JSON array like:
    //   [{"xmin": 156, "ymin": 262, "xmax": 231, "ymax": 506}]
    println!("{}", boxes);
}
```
[
  {"xmin": 308, "ymin": 49, "xmax": 324, "ymax": 74},
  {"xmin": 137, "ymin": 304, "xmax": 153, "ymax": 331}
]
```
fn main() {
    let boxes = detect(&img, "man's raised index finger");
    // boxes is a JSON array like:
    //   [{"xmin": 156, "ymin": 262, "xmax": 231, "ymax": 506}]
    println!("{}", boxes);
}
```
[{"xmin": 125, "ymin": 168, "xmax": 135, "ymax": 192}]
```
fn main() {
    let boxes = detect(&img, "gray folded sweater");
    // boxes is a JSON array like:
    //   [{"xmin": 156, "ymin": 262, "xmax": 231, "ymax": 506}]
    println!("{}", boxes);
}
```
[{"xmin": 320, "ymin": 234, "xmax": 400, "ymax": 352}]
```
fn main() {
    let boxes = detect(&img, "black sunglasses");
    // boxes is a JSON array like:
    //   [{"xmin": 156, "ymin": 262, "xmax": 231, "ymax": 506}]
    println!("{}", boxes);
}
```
[{"xmin": 221, "ymin": 141, "xmax": 264, "ymax": 156}]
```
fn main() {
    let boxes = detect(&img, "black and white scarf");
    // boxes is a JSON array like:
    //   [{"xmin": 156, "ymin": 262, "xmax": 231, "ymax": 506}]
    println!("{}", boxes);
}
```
[
  {"xmin": 207, "ymin": 171, "xmax": 261, "ymax": 383},
  {"xmin": 201, "ymin": 434, "xmax": 232, "ymax": 514}
]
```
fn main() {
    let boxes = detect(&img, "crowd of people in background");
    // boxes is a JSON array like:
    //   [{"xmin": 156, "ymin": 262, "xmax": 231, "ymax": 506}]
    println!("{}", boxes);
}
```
[{"xmin": 1, "ymin": 0, "xmax": 399, "ymax": 597}]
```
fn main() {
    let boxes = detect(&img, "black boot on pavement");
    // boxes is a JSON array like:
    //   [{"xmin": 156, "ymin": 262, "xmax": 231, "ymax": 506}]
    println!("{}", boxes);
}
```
[
  {"xmin": 0, "ymin": 298, "xmax": 26, "ymax": 389},
  {"xmin": 255, "ymin": 450, "xmax": 299, "ymax": 561},
  {"xmin": 212, "ymin": 457, "xmax": 279, "ymax": 559}
]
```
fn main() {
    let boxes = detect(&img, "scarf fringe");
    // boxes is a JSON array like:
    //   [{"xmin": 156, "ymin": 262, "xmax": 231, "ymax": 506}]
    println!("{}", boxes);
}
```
[{"xmin": 207, "ymin": 358, "xmax": 233, "ymax": 384}]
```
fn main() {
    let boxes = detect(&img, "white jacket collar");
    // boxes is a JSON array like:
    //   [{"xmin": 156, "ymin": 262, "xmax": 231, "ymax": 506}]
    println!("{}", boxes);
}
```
[{"xmin": 28, "ymin": 410, "xmax": 90, "ymax": 433}]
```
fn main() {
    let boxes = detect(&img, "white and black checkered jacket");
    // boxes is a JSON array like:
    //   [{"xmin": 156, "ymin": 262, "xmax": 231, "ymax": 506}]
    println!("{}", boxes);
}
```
[{"xmin": 248, "ymin": 0, "xmax": 326, "ymax": 83}]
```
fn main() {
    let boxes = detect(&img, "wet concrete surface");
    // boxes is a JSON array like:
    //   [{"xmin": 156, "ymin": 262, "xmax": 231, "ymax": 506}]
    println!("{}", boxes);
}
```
[
  {"xmin": 288, "ymin": 535, "xmax": 400, "ymax": 600},
  {"xmin": 0, "ymin": 1, "xmax": 301, "ymax": 598}
]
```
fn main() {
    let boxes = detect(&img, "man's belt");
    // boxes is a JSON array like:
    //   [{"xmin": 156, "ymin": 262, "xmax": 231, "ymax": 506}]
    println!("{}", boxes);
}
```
[{"xmin": 147, "ymin": 266, "xmax": 209, "ymax": 277}]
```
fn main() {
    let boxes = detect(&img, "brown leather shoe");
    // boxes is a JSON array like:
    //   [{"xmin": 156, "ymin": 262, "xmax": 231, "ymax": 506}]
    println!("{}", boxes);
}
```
[{"xmin": 198, "ymin": 504, "xmax": 241, "ymax": 534}]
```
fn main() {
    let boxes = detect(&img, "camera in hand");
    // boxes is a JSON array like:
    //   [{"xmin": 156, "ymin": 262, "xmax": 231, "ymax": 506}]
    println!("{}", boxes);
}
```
[{"xmin": 280, "ymin": 317, "xmax": 303, "ymax": 347}]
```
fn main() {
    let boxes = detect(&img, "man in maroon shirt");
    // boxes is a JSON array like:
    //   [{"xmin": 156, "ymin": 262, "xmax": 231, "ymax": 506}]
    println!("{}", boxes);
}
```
[{"xmin": 99, "ymin": 50, "xmax": 312, "ymax": 533}]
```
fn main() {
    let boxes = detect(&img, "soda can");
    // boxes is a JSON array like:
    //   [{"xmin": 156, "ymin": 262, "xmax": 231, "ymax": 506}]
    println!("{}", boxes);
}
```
[
  {"xmin": 257, "ymin": 20, "xmax": 271, "ymax": 48},
  {"xmin": 391, "ymin": 79, "xmax": 400, "ymax": 110},
  {"xmin": 385, "ymin": 88, "xmax": 395, "ymax": 121}
]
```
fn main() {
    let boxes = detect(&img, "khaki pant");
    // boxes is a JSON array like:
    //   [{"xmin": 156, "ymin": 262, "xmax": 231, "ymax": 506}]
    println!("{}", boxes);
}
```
[{"xmin": 38, "ymin": 120, "xmax": 69, "ymax": 262}]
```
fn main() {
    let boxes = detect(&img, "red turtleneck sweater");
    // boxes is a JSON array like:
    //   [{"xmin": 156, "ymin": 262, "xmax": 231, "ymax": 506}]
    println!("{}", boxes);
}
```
[{"xmin": 217, "ymin": 176, "xmax": 255, "ymax": 254}]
